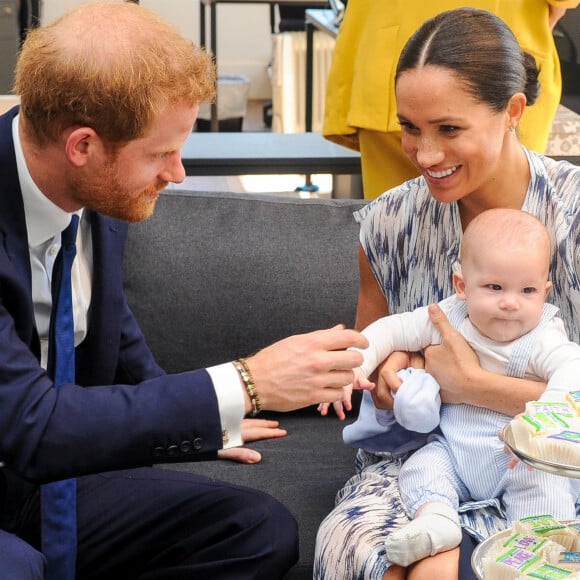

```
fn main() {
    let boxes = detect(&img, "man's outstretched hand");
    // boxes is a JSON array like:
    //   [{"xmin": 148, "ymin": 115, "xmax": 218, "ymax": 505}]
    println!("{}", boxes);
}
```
[{"xmin": 217, "ymin": 418, "xmax": 287, "ymax": 463}]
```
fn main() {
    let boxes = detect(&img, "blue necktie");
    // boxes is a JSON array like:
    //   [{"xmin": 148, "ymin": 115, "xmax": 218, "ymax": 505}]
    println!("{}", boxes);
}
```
[{"xmin": 41, "ymin": 214, "xmax": 80, "ymax": 580}]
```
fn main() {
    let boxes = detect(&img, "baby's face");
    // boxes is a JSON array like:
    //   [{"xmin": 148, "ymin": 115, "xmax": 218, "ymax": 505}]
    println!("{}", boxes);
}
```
[{"xmin": 457, "ymin": 245, "xmax": 551, "ymax": 343}]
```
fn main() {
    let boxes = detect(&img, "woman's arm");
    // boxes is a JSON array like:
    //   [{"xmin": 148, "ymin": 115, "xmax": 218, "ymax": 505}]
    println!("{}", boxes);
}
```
[
  {"xmin": 357, "ymin": 245, "xmax": 405, "ymax": 410},
  {"xmin": 357, "ymin": 245, "xmax": 428, "ymax": 410},
  {"xmin": 358, "ymin": 248, "xmax": 545, "ymax": 416},
  {"xmin": 356, "ymin": 244, "xmax": 389, "ymax": 331},
  {"xmin": 425, "ymin": 304, "xmax": 545, "ymax": 417}
]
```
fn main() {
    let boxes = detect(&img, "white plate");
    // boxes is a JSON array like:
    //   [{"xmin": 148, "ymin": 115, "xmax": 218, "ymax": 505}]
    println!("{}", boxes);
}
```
[
  {"xmin": 471, "ymin": 527, "xmax": 512, "ymax": 580},
  {"xmin": 471, "ymin": 520, "xmax": 579, "ymax": 579},
  {"xmin": 503, "ymin": 423, "xmax": 580, "ymax": 479}
]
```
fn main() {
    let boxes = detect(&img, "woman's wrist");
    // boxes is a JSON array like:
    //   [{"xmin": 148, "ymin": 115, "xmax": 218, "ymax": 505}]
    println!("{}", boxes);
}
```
[
  {"xmin": 462, "ymin": 366, "xmax": 496, "ymax": 408},
  {"xmin": 466, "ymin": 368, "xmax": 545, "ymax": 416}
]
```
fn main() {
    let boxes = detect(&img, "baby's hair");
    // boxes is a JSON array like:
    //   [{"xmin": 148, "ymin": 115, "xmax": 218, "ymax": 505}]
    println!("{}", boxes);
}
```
[{"xmin": 461, "ymin": 209, "xmax": 551, "ymax": 268}]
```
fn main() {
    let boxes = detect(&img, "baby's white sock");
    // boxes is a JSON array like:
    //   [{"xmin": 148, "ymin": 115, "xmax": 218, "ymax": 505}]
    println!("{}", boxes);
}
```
[{"xmin": 385, "ymin": 502, "xmax": 462, "ymax": 567}]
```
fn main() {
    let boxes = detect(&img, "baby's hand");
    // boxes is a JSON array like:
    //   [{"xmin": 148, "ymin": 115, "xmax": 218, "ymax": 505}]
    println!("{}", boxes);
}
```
[
  {"xmin": 353, "ymin": 375, "xmax": 375, "ymax": 392},
  {"xmin": 318, "ymin": 383, "xmax": 353, "ymax": 421},
  {"xmin": 317, "ymin": 369, "xmax": 375, "ymax": 420}
]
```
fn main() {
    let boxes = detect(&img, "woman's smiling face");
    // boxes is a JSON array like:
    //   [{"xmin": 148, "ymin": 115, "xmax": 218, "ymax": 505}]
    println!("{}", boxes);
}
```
[{"xmin": 395, "ymin": 65, "xmax": 510, "ymax": 204}]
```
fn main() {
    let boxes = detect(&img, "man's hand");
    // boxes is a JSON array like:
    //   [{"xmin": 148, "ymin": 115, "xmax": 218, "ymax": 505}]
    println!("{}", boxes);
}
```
[
  {"xmin": 245, "ymin": 325, "xmax": 368, "ymax": 413},
  {"xmin": 424, "ymin": 303, "xmax": 481, "ymax": 404},
  {"xmin": 217, "ymin": 418, "xmax": 287, "ymax": 463}
]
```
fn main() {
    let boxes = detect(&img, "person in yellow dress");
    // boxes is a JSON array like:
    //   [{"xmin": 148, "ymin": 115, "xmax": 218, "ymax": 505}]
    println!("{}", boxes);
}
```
[{"xmin": 323, "ymin": 0, "xmax": 579, "ymax": 199}]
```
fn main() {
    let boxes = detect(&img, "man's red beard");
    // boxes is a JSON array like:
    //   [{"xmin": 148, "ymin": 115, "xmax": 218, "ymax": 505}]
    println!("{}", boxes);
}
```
[{"xmin": 71, "ymin": 159, "xmax": 168, "ymax": 222}]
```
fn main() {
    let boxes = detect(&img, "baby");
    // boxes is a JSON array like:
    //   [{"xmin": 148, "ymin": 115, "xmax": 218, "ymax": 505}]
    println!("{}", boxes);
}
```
[{"xmin": 322, "ymin": 208, "xmax": 580, "ymax": 566}]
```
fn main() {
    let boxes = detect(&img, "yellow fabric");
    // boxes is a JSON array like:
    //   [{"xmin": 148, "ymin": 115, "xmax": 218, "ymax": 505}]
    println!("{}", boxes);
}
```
[
  {"xmin": 323, "ymin": 0, "xmax": 579, "ymax": 198},
  {"xmin": 358, "ymin": 129, "xmax": 418, "ymax": 199}
]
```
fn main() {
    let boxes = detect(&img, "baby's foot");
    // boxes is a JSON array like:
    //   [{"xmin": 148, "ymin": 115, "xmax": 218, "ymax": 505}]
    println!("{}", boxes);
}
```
[{"xmin": 385, "ymin": 505, "xmax": 462, "ymax": 567}]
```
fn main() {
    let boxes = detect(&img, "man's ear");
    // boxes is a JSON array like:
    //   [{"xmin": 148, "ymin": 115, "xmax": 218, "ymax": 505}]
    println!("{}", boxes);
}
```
[
  {"xmin": 65, "ymin": 127, "xmax": 101, "ymax": 167},
  {"xmin": 453, "ymin": 271, "xmax": 467, "ymax": 300}
]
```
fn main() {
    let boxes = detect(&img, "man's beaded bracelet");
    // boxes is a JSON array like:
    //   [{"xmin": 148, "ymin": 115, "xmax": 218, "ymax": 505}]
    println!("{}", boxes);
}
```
[{"xmin": 234, "ymin": 358, "xmax": 262, "ymax": 416}]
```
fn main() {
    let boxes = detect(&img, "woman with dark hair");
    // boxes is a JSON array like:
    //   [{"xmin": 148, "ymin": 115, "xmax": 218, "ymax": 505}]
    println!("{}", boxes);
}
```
[
  {"xmin": 322, "ymin": 0, "xmax": 577, "ymax": 200},
  {"xmin": 315, "ymin": 8, "xmax": 580, "ymax": 579}
]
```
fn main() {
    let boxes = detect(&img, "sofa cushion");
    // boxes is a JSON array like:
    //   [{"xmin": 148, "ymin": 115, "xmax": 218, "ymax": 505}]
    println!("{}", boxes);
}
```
[{"xmin": 124, "ymin": 189, "xmax": 366, "ymax": 373}]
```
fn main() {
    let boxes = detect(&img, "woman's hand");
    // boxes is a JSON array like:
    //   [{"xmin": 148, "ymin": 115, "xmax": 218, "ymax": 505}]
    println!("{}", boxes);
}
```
[
  {"xmin": 548, "ymin": 6, "xmax": 567, "ymax": 30},
  {"xmin": 372, "ymin": 350, "xmax": 425, "ymax": 410},
  {"xmin": 217, "ymin": 418, "xmax": 287, "ymax": 463},
  {"xmin": 499, "ymin": 418, "xmax": 533, "ymax": 470},
  {"xmin": 426, "ymin": 304, "xmax": 545, "ymax": 414},
  {"xmin": 424, "ymin": 303, "xmax": 482, "ymax": 404}
]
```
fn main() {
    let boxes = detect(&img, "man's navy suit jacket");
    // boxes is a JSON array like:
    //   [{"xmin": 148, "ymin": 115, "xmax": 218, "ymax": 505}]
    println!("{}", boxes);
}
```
[{"xmin": 0, "ymin": 108, "xmax": 222, "ymax": 503}]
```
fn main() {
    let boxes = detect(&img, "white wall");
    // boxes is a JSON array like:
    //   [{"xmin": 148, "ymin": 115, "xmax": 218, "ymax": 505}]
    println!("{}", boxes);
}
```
[{"xmin": 40, "ymin": 0, "xmax": 274, "ymax": 98}]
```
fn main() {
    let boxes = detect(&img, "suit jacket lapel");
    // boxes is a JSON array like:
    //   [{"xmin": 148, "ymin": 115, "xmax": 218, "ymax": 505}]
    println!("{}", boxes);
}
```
[
  {"xmin": 75, "ymin": 210, "xmax": 128, "ymax": 386},
  {"xmin": 0, "ymin": 107, "xmax": 34, "ymax": 310},
  {"xmin": 0, "ymin": 107, "xmax": 130, "ymax": 382}
]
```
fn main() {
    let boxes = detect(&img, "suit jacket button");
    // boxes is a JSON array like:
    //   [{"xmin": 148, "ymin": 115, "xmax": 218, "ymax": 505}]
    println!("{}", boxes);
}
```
[
  {"xmin": 180, "ymin": 441, "xmax": 191, "ymax": 453},
  {"xmin": 192, "ymin": 437, "xmax": 203, "ymax": 451},
  {"xmin": 167, "ymin": 444, "xmax": 179, "ymax": 457}
]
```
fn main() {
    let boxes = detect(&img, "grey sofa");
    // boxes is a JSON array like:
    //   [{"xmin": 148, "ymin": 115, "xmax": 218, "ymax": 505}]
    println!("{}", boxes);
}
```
[{"xmin": 123, "ymin": 189, "xmax": 367, "ymax": 579}]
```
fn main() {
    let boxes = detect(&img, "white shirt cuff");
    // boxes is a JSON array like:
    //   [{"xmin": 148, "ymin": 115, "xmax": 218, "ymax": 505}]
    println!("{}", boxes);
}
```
[{"xmin": 206, "ymin": 362, "xmax": 245, "ymax": 448}]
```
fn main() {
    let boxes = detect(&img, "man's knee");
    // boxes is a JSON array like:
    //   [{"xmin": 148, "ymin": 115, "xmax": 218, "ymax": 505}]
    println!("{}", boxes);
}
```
[
  {"xmin": 266, "ymin": 493, "xmax": 299, "ymax": 557},
  {"xmin": 255, "ymin": 491, "xmax": 298, "ymax": 551},
  {"xmin": 235, "ymin": 490, "xmax": 299, "ymax": 578}
]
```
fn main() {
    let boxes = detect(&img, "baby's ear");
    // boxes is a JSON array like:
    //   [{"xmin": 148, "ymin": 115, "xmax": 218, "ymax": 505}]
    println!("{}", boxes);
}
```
[
  {"xmin": 544, "ymin": 280, "xmax": 553, "ymax": 298},
  {"xmin": 453, "ymin": 271, "xmax": 466, "ymax": 300}
]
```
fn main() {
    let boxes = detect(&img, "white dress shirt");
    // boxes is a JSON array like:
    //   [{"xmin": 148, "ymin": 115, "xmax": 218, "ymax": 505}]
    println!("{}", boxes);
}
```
[{"xmin": 12, "ymin": 114, "xmax": 244, "ymax": 448}]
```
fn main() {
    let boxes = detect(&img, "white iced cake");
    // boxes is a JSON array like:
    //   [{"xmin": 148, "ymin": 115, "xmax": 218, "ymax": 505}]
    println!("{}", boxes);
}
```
[
  {"xmin": 509, "ymin": 394, "xmax": 580, "ymax": 467},
  {"xmin": 481, "ymin": 515, "xmax": 580, "ymax": 579}
]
